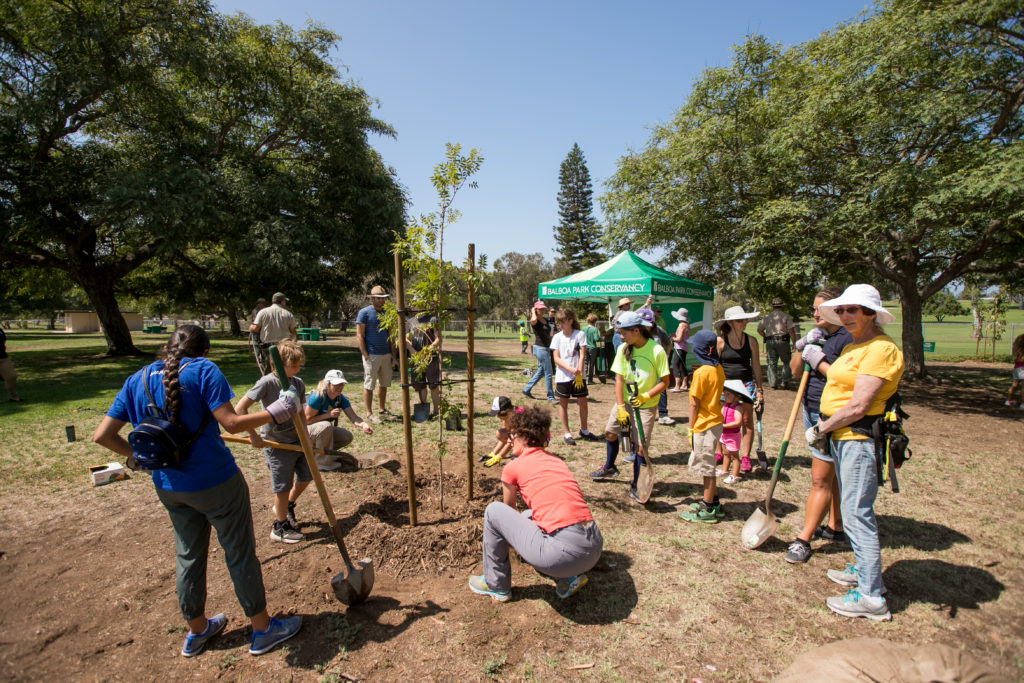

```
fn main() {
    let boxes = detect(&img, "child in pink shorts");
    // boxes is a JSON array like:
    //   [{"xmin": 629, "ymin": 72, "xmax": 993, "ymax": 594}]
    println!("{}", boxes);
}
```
[{"xmin": 718, "ymin": 380, "xmax": 752, "ymax": 484}]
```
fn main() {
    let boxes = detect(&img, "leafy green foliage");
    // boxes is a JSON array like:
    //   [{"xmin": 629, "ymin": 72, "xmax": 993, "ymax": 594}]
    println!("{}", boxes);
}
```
[
  {"xmin": 923, "ymin": 292, "xmax": 968, "ymax": 322},
  {"xmin": 602, "ymin": 1, "xmax": 1024, "ymax": 376},
  {"xmin": 554, "ymin": 143, "xmax": 603, "ymax": 272}
]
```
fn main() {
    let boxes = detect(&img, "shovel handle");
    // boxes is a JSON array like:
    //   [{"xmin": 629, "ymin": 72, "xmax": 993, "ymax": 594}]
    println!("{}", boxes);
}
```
[
  {"xmin": 764, "ymin": 364, "xmax": 811, "ymax": 505},
  {"xmin": 221, "ymin": 433, "xmax": 344, "ymax": 457},
  {"xmin": 270, "ymin": 346, "xmax": 355, "ymax": 570}
]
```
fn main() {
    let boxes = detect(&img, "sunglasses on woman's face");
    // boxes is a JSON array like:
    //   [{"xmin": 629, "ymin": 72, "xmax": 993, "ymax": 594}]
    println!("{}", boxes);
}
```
[{"xmin": 832, "ymin": 306, "xmax": 864, "ymax": 316}]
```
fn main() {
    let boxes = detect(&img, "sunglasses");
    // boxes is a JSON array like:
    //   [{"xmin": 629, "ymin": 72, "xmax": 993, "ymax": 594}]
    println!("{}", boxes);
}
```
[{"xmin": 832, "ymin": 306, "xmax": 866, "ymax": 316}]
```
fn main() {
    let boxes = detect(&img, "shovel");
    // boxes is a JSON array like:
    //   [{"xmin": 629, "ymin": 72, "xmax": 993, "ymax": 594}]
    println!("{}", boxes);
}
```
[
  {"xmin": 220, "ymin": 434, "xmax": 392, "ymax": 469},
  {"xmin": 269, "ymin": 346, "xmax": 374, "ymax": 605},
  {"xmin": 754, "ymin": 399, "xmax": 768, "ymax": 473},
  {"xmin": 625, "ymin": 382, "xmax": 654, "ymax": 503},
  {"xmin": 741, "ymin": 364, "xmax": 810, "ymax": 549}
]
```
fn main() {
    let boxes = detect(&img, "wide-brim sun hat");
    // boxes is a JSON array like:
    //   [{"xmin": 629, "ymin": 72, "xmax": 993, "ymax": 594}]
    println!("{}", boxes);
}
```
[
  {"xmin": 671, "ymin": 309, "xmax": 690, "ymax": 322},
  {"xmin": 722, "ymin": 379, "xmax": 754, "ymax": 403},
  {"xmin": 615, "ymin": 310, "xmax": 650, "ymax": 329},
  {"xmin": 324, "ymin": 369, "xmax": 347, "ymax": 385},
  {"xmin": 819, "ymin": 284, "xmax": 895, "ymax": 326},
  {"xmin": 715, "ymin": 305, "xmax": 760, "ymax": 326},
  {"xmin": 369, "ymin": 285, "xmax": 389, "ymax": 298},
  {"xmin": 618, "ymin": 297, "xmax": 632, "ymax": 307}
]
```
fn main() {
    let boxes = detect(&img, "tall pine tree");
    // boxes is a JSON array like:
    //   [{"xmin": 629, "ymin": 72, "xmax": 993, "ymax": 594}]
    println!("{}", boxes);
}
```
[{"xmin": 554, "ymin": 143, "xmax": 603, "ymax": 271}]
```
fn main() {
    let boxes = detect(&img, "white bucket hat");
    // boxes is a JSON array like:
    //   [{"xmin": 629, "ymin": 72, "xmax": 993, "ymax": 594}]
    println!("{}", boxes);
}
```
[
  {"xmin": 715, "ymin": 305, "xmax": 760, "ymax": 326},
  {"xmin": 819, "ymin": 284, "xmax": 895, "ymax": 326}
]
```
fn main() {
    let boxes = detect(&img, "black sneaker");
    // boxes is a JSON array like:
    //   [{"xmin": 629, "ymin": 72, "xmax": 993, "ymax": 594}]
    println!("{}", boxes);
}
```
[
  {"xmin": 784, "ymin": 539, "xmax": 812, "ymax": 564},
  {"xmin": 579, "ymin": 430, "xmax": 601, "ymax": 442},
  {"xmin": 757, "ymin": 453, "xmax": 769, "ymax": 472},
  {"xmin": 270, "ymin": 520, "xmax": 303, "ymax": 544},
  {"xmin": 272, "ymin": 501, "xmax": 299, "ymax": 528},
  {"xmin": 563, "ymin": 434, "xmax": 576, "ymax": 446},
  {"xmin": 628, "ymin": 487, "xmax": 646, "ymax": 505},
  {"xmin": 522, "ymin": 389, "xmax": 536, "ymax": 400},
  {"xmin": 814, "ymin": 525, "xmax": 847, "ymax": 543},
  {"xmin": 589, "ymin": 465, "xmax": 619, "ymax": 480}
]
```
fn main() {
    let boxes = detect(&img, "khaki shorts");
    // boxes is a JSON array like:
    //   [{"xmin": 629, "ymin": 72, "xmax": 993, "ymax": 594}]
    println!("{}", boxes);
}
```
[
  {"xmin": 689, "ymin": 424, "xmax": 723, "ymax": 477},
  {"xmin": 362, "ymin": 353, "xmax": 393, "ymax": 390},
  {"xmin": 604, "ymin": 404, "xmax": 657, "ymax": 445}
]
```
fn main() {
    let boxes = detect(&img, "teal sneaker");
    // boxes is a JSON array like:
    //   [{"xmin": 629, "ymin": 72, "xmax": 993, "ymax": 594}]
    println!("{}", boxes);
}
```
[
  {"xmin": 827, "ymin": 563, "xmax": 858, "ymax": 587},
  {"xmin": 687, "ymin": 501, "xmax": 725, "ymax": 519},
  {"xmin": 680, "ymin": 504, "xmax": 720, "ymax": 523},
  {"xmin": 826, "ymin": 589, "xmax": 891, "ymax": 621},
  {"xmin": 249, "ymin": 616, "xmax": 302, "ymax": 655},
  {"xmin": 555, "ymin": 574, "xmax": 588, "ymax": 599},
  {"xmin": 181, "ymin": 613, "xmax": 227, "ymax": 657},
  {"xmin": 468, "ymin": 575, "xmax": 511, "ymax": 602}
]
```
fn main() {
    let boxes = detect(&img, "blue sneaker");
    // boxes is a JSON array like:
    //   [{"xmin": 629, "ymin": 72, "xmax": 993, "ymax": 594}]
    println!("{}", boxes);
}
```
[
  {"xmin": 249, "ymin": 616, "xmax": 302, "ymax": 655},
  {"xmin": 623, "ymin": 452, "xmax": 636, "ymax": 464},
  {"xmin": 181, "ymin": 613, "xmax": 227, "ymax": 657},
  {"xmin": 468, "ymin": 575, "xmax": 510, "ymax": 602},
  {"xmin": 555, "ymin": 574, "xmax": 588, "ymax": 599}
]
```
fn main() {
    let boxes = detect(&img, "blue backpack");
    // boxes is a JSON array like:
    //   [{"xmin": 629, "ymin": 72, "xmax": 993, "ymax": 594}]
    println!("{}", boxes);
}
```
[{"xmin": 127, "ymin": 363, "xmax": 210, "ymax": 470}]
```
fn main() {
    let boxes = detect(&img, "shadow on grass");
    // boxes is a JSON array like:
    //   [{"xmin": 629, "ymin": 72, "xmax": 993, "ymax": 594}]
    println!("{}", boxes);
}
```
[
  {"xmin": 515, "ymin": 550, "xmax": 637, "ymax": 624},
  {"xmin": 282, "ymin": 598, "xmax": 450, "ymax": 669},
  {"xmin": 901, "ymin": 363, "xmax": 1020, "ymax": 418},
  {"xmin": 877, "ymin": 515, "xmax": 970, "ymax": 551},
  {"xmin": 883, "ymin": 559, "xmax": 1004, "ymax": 616}
]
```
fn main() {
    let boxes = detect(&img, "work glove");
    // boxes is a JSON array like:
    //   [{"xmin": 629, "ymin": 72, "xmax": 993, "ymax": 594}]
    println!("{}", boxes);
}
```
[
  {"xmin": 795, "ymin": 327, "xmax": 825, "ymax": 351},
  {"xmin": 483, "ymin": 452, "xmax": 502, "ymax": 468},
  {"xmin": 628, "ymin": 392, "xmax": 651, "ymax": 408},
  {"xmin": 573, "ymin": 373, "xmax": 585, "ymax": 390},
  {"xmin": 266, "ymin": 387, "xmax": 299, "ymax": 424},
  {"xmin": 801, "ymin": 344, "xmax": 826, "ymax": 371},
  {"xmin": 616, "ymin": 404, "xmax": 630, "ymax": 426},
  {"xmin": 805, "ymin": 423, "xmax": 829, "ymax": 451},
  {"xmin": 753, "ymin": 396, "xmax": 765, "ymax": 415},
  {"xmin": 688, "ymin": 429, "xmax": 694, "ymax": 453}
]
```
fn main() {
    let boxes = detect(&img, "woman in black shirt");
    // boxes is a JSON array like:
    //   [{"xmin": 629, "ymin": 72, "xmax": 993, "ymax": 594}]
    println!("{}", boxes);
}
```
[{"xmin": 716, "ymin": 306, "xmax": 764, "ymax": 473}]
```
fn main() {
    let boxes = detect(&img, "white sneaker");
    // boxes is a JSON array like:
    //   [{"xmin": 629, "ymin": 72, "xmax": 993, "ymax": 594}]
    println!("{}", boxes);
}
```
[
  {"xmin": 658, "ymin": 416, "xmax": 674, "ymax": 425},
  {"xmin": 723, "ymin": 474, "xmax": 740, "ymax": 485}
]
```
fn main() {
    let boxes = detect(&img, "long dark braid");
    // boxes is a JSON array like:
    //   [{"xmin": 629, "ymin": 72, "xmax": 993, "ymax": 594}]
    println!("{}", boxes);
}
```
[{"xmin": 160, "ymin": 325, "xmax": 210, "ymax": 428}]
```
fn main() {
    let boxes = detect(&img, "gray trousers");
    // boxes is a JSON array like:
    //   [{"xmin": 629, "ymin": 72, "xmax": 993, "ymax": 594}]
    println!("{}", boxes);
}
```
[
  {"xmin": 156, "ymin": 470, "xmax": 267, "ymax": 620},
  {"xmin": 483, "ymin": 501, "xmax": 603, "ymax": 592}
]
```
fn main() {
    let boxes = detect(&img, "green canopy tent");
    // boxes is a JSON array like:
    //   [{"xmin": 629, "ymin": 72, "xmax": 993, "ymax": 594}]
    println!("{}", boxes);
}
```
[{"xmin": 537, "ymin": 250, "xmax": 714, "ymax": 332}]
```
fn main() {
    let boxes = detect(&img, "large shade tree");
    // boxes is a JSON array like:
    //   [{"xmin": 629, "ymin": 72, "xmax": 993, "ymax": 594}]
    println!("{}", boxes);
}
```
[
  {"xmin": 603, "ymin": 0, "xmax": 1024, "ymax": 377},
  {"xmin": 0, "ymin": 1, "xmax": 404, "ymax": 354}
]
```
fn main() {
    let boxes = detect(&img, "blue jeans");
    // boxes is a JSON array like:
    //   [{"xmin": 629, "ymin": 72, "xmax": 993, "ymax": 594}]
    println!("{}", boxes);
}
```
[
  {"xmin": 611, "ymin": 332, "xmax": 623, "ymax": 353},
  {"xmin": 658, "ymin": 391, "xmax": 668, "ymax": 418},
  {"xmin": 831, "ymin": 437, "xmax": 884, "ymax": 598},
  {"xmin": 524, "ymin": 345, "xmax": 554, "ymax": 399},
  {"xmin": 803, "ymin": 407, "xmax": 833, "ymax": 463}
]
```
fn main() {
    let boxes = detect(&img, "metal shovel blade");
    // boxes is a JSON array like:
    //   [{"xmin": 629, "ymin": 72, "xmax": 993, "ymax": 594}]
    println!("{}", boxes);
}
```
[
  {"xmin": 331, "ymin": 558, "xmax": 375, "ymax": 605},
  {"xmin": 350, "ymin": 451, "xmax": 393, "ymax": 469},
  {"xmin": 636, "ymin": 457, "xmax": 654, "ymax": 503},
  {"xmin": 741, "ymin": 505, "xmax": 778, "ymax": 549}
]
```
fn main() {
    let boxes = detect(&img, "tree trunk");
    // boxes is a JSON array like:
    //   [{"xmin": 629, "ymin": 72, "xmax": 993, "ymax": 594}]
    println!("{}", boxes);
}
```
[
  {"xmin": 899, "ymin": 285, "xmax": 926, "ymax": 379},
  {"xmin": 226, "ymin": 305, "xmax": 242, "ymax": 336},
  {"xmin": 78, "ymin": 273, "xmax": 143, "ymax": 356}
]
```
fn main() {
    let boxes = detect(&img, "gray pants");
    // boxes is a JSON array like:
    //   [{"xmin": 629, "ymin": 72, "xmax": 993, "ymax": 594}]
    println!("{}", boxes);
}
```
[
  {"xmin": 483, "ymin": 502, "xmax": 603, "ymax": 592},
  {"xmin": 156, "ymin": 471, "xmax": 267, "ymax": 620},
  {"xmin": 764, "ymin": 337, "xmax": 793, "ymax": 387}
]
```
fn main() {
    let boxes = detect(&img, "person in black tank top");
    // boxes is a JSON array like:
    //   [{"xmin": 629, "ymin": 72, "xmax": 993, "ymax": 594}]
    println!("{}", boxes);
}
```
[{"xmin": 715, "ymin": 306, "xmax": 764, "ymax": 473}]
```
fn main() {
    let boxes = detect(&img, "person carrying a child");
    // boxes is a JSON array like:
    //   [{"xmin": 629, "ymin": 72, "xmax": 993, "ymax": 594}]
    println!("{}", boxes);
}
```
[
  {"xmin": 717, "ymin": 379, "xmax": 751, "ymax": 485},
  {"xmin": 304, "ymin": 370, "xmax": 374, "ymax": 472},
  {"xmin": 551, "ymin": 308, "xmax": 599, "ymax": 446},
  {"xmin": 234, "ymin": 340, "xmax": 311, "ymax": 544},
  {"xmin": 589, "ymin": 310, "xmax": 670, "ymax": 505},
  {"xmin": 680, "ymin": 329, "xmax": 727, "ymax": 523},
  {"xmin": 1005, "ymin": 334, "xmax": 1024, "ymax": 408},
  {"xmin": 468, "ymin": 407, "xmax": 603, "ymax": 603},
  {"xmin": 481, "ymin": 396, "xmax": 524, "ymax": 467}
]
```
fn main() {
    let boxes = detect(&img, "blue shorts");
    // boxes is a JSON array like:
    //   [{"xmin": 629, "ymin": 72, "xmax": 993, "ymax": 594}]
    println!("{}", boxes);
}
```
[{"xmin": 803, "ymin": 407, "xmax": 833, "ymax": 463}]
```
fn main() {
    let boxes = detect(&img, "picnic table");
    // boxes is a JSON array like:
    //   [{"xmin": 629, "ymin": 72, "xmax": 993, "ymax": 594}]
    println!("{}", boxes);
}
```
[
  {"xmin": 143, "ymin": 325, "xmax": 166, "ymax": 334},
  {"xmin": 297, "ymin": 327, "xmax": 320, "ymax": 341}
]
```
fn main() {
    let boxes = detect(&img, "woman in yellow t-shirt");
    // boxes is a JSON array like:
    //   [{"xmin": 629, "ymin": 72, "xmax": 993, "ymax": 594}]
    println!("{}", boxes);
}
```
[{"xmin": 806, "ymin": 284, "xmax": 903, "ymax": 622}]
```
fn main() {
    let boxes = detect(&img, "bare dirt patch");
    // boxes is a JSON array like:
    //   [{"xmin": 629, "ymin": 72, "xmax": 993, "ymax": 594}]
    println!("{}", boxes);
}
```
[{"xmin": 2, "ymin": 348, "xmax": 1022, "ymax": 681}]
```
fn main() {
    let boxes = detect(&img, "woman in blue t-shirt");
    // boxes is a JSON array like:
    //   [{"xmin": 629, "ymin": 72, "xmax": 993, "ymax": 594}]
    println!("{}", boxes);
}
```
[
  {"xmin": 304, "ymin": 369, "xmax": 374, "ymax": 470},
  {"xmin": 92, "ymin": 325, "xmax": 303, "ymax": 658}
]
